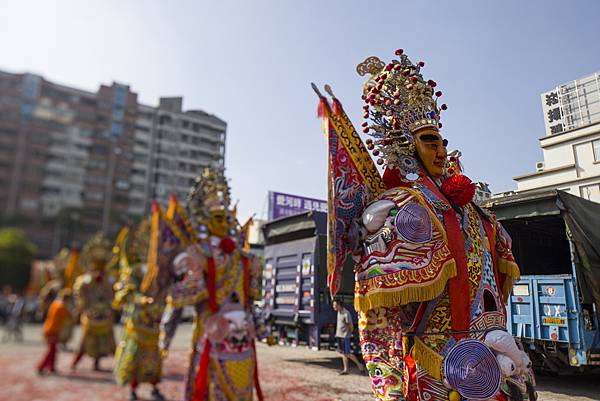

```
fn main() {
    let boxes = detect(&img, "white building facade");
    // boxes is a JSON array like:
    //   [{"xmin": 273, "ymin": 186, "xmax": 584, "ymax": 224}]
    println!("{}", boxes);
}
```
[{"xmin": 514, "ymin": 71, "xmax": 600, "ymax": 202}]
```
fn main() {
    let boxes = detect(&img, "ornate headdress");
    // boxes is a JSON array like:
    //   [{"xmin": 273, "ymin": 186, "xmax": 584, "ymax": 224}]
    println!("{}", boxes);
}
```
[
  {"xmin": 357, "ymin": 49, "xmax": 447, "ymax": 181},
  {"xmin": 80, "ymin": 233, "xmax": 111, "ymax": 269},
  {"xmin": 52, "ymin": 248, "xmax": 71, "ymax": 275},
  {"xmin": 187, "ymin": 167, "xmax": 232, "ymax": 226}
]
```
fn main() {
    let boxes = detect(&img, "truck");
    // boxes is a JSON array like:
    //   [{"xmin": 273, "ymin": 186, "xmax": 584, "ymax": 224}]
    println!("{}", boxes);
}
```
[
  {"xmin": 261, "ymin": 210, "xmax": 358, "ymax": 351},
  {"xmin": 485, "ymin": 190, "xmax": 600, "ymax": 372}
]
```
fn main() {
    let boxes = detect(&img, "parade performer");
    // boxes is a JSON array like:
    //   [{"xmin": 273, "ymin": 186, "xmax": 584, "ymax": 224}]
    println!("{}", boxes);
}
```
[
  {"xmin": 313, "ymin": 50, "xmax": 536, "ymax": 401},
  {"xmin": 160, "ymin": 168, "xmax": 263, "ymax": 401},
  {"xmin": 71, "ymin": 234, "xmax": 116, "ymax": 371},
  {"xmin": 37, "ymin": 247, "xmax": 80, "ymax": 347},
  {"xmin": 112, "ymin": 218, "xmax": 177, "ymax": 401},
  {"xmin": 37, "ymin": 289, "xmax": 73, "ymax": 374}
]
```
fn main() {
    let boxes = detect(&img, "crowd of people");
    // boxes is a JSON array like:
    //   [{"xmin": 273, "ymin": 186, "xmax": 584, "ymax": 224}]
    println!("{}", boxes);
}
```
[{"xmin": 1, "ymin": 285, "xmax": 27, "ymax": 342}]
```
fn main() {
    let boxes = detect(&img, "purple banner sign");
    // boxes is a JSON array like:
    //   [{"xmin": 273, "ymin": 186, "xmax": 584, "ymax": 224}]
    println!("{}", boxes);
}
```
[{"xmin": 268, "ymin": 191, "xmax": 327, "ymax": 220}]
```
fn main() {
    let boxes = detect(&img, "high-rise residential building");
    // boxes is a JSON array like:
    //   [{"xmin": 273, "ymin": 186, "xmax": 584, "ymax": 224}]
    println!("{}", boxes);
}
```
[
  {"xmin": 0, "ymin": 69, "xmax": 226, "ymax": 257},
  {"xmin": 151, "ymin": 97, "xmax": 226, "ymax": 206},
  {"xmin": 514, "ymin": 70, "xmax": 600, "ymax": 202}
]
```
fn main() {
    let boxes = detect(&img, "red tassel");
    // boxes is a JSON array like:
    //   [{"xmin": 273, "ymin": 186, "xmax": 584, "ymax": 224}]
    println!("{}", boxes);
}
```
[
  {"xmin": 192, "ymin": 339, "xmax": 211, "ymax": 401},
  {"xmin": 404, "ymin": 354, "xmax": 418, "ymax": 401},
  {"xmin": 252, "ymin": 340, "xmax": 264, "ymax": 401},
  {"xmin": 331, "ymin": 98, "xmax": 344, "ymax": 116},
  {"xmin": 317, "ymin": 97, "xmax": 328, "ymax": 119}
]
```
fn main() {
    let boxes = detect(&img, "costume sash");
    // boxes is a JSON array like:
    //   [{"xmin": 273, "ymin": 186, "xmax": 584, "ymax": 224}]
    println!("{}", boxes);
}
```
[
  {"xmin": 252, "ymin": 340, "xmax": 264, "ymax": 401},
  {"xmin": 422, "ymin": 179, "xmax": 471, "ymax": 340},
  {"xmin": 193, "ymin": 339, "xmax": 211, "ymax": 401}
]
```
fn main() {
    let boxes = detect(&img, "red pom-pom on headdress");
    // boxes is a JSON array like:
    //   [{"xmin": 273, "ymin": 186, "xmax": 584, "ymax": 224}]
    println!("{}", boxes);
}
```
[
  {"xmin": 219, "ymin": 237, "xmax": 236, "ymax": 254},
  {"xmin": 441, "ymin": 174, "xmax": 476, "ymax": 207}
]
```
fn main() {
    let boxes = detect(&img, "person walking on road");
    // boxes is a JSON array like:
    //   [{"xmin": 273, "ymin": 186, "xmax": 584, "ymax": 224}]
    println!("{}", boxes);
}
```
[{"xmin": 333, "ymin": 299, "xmax": 364, "ymax": 375}]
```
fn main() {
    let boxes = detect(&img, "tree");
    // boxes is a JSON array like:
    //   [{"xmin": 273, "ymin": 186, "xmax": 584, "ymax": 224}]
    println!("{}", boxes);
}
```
[{"xmin": 0, "ymin": 228, "xmax": 37, "ymax": 293}]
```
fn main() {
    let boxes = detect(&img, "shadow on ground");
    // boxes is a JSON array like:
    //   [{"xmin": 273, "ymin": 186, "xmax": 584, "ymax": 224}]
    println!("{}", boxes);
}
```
[
  {"xmin": 283, "ymin": 356, "xmax": 367, "ymax": 375},
  {"xmin": 536, "ymin": 373, "xmax": 600, "ymax": 400}
]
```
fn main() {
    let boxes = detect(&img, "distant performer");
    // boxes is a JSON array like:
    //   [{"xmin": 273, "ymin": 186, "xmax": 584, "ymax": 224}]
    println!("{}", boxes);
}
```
[
  {"xmin": 71, "ymin": 234, "xmax": 115, "ymax": 371},
  {"xmin": 37, "ymin": 289, "xmax": 73, "ymax": 374},
  {"xmin": 37, "ymin": 246, "xmax": 80, "ymax": 348},
  {"xmin": 160, "ymin": 168, "xmax": 264, "ymax": 401}
]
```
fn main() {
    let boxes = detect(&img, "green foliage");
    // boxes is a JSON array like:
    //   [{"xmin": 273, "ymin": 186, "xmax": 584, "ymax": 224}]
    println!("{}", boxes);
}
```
[{"xmin": 0, "ymin": 228, "xmax": 37, "ymax": 293}]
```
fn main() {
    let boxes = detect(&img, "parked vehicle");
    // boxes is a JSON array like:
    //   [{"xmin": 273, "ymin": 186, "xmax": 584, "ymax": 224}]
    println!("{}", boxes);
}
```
[
  {"xmin": 262, "ymin": 211, "xmax": 358, "ymax": 351},
  {"xmin": 485, "ymin": 190, "xmax": 600, "ymax": 372}
]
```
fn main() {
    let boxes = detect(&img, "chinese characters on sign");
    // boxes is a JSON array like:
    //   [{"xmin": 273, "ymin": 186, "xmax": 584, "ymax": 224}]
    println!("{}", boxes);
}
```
[
  {"xmin": 541, "ymin": 90, "xmax": 564, "ymax": 136},
  {"xmin": 545, "ymin": 92, "xmax": 558, "ymax": 106},
  {"xmin": 268, "ymin": 191, "xmax": 327, "ymax": 220},
  {"xmin": 547, "ymin": 107, "xmax": 561, "ymax": 123}
]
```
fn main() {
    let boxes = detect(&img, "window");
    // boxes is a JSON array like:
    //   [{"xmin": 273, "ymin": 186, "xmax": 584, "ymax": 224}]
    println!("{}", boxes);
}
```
[
  {"xmin": 114, "ymin": 85, "xmax": 127, "ymax": 107},
  {"xmin": 112, "ymin": 107, "xmax": 124, "ymax": 120},
  {"xmin": 580, "ymin": 185, "xmax": 600, "ymax": 202},
  {"xmin": 111, "ymin": 121, "xmax": 122, "ymax": 137},
  {"xmin": 593, "ymin": 139, "xmax": 600, "ymax": 162},
  {"xmin": 115, "ymin": 179, "xmax": 130, "ymax": 190}
]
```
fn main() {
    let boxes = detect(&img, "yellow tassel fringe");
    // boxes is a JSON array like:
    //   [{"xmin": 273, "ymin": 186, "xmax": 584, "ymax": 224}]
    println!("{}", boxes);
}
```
[
  {"xmin": 412, "ymin": 337, "xmax": 444, "ymax": 380},
  {"xmin": 354, "ymin": 261, "xmax": 457, "ymax": 313},
  {"xmin": 499, "ymin": 259, "xmax": 520, "ymax": 300}
]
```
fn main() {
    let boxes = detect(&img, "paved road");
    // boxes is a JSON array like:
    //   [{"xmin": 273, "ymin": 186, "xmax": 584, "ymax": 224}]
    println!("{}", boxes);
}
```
[{"xmin": 1, "ymin": 324, "xmax": 599, "ymax": 401}]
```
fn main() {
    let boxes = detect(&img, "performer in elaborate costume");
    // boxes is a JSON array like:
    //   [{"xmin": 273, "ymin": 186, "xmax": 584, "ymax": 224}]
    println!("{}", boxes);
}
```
[
  {"xmin": 112, "ymin": 219, "xmax": 175, "ymax": 401},
  {"xmin": 71, "ymin": 234, "xmax": 116, "ymax": 371},
  {"xmin": 160, "ymin": 168, "xmax": 263, "ymax": 401},
  {"xmin": 37, "ymin": 288, "xmax": 73, "ymax": 374},
  {"xmin": 37, "ymin": 247, "xmax": 79, "ymax": 347},
  {"xmin": 313, "ymin": 50, "xmax": 536, "ymax": 401}
]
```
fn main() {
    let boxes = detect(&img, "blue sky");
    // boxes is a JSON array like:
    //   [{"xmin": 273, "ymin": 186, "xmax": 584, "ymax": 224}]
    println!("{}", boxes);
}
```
[{"xmin": 2, "ymin": 0, "xmax": 599, "ymax": 220}]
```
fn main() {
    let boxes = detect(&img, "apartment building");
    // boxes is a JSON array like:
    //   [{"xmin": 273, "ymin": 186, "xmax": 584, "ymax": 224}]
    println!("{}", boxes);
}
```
[
  {"xmin": 0, "ymin": 69, "xmax": 226, "ymax": 257},
  {"xmin": 151, "ymin": 97, "xmax": 226, "ymax": 206}
]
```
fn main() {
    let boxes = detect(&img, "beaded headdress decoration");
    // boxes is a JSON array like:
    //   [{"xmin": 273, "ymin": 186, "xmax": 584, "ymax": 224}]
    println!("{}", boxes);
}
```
[
  {"xmin": 357, "ymin": 49, "xmax": 447, "ymax": 182},
  {"xmin": 187, "ymin": 167, "xmax": 232, "ymax": 227},
  {"xmin": 80, "ymin": 233, "xmax": 111, "ymax": 269}
]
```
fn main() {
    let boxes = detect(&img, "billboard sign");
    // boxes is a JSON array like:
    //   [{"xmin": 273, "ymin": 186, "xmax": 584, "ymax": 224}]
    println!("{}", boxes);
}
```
[{"xmin": 268, "ymin": 191, "xmax": 327, "ymax": 220}]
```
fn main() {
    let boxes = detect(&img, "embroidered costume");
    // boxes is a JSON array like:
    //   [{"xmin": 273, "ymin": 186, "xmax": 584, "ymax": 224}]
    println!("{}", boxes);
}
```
[
  {"xmin": 37, "ymin": 289, "xmax": 73, "ymax": 374},
  {"xmin": 71, "ymin": 234, "xmax": 116, "ymax": 370},
  {"xmin": 112, "ymin": 220, "xmax": 174, "ymax": 401},
  {"xmin": 37, "ymin": 247, "xmax": 79, "ymax": 347},
  {"xmin": 160, "ymin": 168, "xmax": 263, "ymax": 401},
  {"xmin": 314, "ymin": 50, "xmax": 536, "ymax": 401}
]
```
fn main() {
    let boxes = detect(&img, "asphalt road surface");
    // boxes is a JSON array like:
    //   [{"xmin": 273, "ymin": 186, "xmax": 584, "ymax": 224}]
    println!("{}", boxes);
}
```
[{"xmin": 1, "ymin": 324, "xmax": 599, "ymax": 401}]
